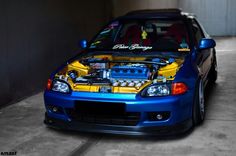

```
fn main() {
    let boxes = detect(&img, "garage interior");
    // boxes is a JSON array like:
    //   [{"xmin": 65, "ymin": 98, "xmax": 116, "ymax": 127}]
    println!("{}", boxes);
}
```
[{"xmin": 0, "ymin": 0, "xmax": 236, "ymax": 155}]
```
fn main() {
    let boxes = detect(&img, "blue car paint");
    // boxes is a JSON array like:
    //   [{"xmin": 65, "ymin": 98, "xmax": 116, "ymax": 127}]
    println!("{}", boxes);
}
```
[
  {"xmin": 44, "ymin": 9, "xmax": 216, "ymax": 135},
  {"xmin": 44, "ymin": 49, "xmax": 197, "ymax": 127},
  {"xmin": 199, "ymin": 38, "xmax": 216, "ymax": 50},
  {"xmin": 44, "ymin": 88, "xmax": 194, "ymax": 127},
  {"xmin": 44, "ymin": 54, "xmax": 198, "ymax": 135}
]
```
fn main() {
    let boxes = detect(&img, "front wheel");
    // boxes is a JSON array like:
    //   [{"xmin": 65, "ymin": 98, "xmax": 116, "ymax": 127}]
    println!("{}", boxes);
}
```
[{"xmin": 192, "ymin": 79, "xmax": 205, "ymax": 125}]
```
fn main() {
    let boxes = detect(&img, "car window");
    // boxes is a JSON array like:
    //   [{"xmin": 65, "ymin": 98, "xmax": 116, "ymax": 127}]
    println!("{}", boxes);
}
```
[
  {"xmin": 89, "ymin": 19, "xmax": 191, "ymax": 52},
  {"xmin": 192, "ymin": 19, "xmax": 204, "ymax": 45}
]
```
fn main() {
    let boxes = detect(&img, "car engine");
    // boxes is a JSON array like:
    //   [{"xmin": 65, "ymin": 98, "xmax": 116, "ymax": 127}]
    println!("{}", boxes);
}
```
[{"xmin": 54, "ymin": 55, "xmax": 184, "ymax": 93}]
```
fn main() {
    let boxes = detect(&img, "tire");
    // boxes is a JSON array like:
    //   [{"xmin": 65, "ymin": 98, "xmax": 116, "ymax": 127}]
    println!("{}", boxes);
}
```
[
  {"xmin": 209, "ymin": 53, "xmax": 218, "ymax": 83},
  {"xmin": 192, "ymin": 79, "xmax": 205, "ymax": 125}
]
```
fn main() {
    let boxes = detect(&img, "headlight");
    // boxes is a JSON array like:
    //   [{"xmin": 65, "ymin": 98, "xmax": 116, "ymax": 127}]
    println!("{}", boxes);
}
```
[
  {"xmin": 52, "ymin": 80, "xmax": 70, "ymax": 93},
  {"xmin": 145, "ymin": 84, "xmax": 170, "ymax": 97}
]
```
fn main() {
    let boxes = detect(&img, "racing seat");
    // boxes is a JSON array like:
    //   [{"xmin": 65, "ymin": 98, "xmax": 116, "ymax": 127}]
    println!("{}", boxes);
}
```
[
  {"xmin": 165, "ymin": 23, "xmax": 189, "ymax": 44},
  {"xmin": 119, "ymin": 25, "xmax": 151, "ymax": 46}
]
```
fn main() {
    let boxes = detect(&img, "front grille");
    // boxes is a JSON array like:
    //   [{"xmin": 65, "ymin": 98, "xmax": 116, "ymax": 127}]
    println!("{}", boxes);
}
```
[
  {"xmin": 74, "ymin": 101, "xmax": 125, "ymax": 116},
  {"xmin": 65, "ymin": 101, "xmax": 141, "ymax": 126}
]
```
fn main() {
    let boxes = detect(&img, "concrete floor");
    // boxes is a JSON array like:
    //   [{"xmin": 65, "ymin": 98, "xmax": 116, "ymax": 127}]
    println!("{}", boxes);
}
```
[{"xmin": 0, "ymin": 37, "xmax": 236, "ymax": 156}]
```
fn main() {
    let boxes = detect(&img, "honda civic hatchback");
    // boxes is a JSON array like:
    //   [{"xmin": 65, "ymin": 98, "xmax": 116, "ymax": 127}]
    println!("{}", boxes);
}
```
[{"xmin": 44, "ymin": 9, "xmax": 217, "ymax": 135}]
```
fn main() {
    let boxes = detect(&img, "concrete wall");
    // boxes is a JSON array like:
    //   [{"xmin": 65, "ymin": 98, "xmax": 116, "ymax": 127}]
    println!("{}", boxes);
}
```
[
  {"xmin": 112, "ymin": 0, "xmax": 178, "ymax": 17},
  {"xmin": 112, "ymin": 0, "xmax": 236, "ymax": 36},
  {"xmin": 0, "ymin": 0, "xmax": 111, "ymax": 107},
  {"xmin": 1, "ymin": 0, "xmax": 235, "ymax": 107},
  {"xmin": 179, "ymin": 0, "xmax": 236, "ymax": 36}
]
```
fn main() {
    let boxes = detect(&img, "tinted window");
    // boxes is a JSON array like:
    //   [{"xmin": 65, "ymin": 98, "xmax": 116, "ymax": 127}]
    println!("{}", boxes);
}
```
[
  {"xmin": 192, "ymin": 19, "xmax": 204, "ymax": 45},
  {"xmin": 89, "ymin": 19, "xmax": 190, "ymax": 52}
]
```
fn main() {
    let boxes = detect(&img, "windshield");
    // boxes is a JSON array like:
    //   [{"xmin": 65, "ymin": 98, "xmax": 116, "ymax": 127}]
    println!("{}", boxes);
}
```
[{"xmin": 89, "ymin": 19, "xmax": 190, "ymax": 52}]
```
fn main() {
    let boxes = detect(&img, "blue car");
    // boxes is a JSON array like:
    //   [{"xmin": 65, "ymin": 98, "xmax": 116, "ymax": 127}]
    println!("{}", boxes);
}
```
[{"xmin": 44, "ymin": 9, "xmax": 217, "ymax": 135}]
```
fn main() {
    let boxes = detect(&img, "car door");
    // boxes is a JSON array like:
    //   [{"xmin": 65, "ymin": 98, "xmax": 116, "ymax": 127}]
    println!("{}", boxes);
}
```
[{"xmin": 192, "ymin": 19, "xmax": 213, "ymax": 83}]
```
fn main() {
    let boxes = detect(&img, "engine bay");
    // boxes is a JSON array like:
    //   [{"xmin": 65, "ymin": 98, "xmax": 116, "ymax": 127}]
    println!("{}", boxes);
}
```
[{"xmin": 54, "ymin": 55, "xmax": 184, "ymax": 93}]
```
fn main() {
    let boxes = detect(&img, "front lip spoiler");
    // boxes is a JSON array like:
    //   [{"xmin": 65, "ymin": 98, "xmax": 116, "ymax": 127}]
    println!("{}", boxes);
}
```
[{"xmin": 44, "ymin": 113, "xmax": 193, "ymax": 136}]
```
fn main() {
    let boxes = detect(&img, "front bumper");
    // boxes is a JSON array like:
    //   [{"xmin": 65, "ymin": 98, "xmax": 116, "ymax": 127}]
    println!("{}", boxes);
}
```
[
  {"xmin": 44, "ymin": 113, "xmax": 192, "ymax": 136},
  {"xmin": 44, "ymin": 90, "xmax": 194, "ymax": 135}
]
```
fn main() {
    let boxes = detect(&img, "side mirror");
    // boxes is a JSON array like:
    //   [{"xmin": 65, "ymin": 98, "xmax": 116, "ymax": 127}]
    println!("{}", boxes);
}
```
[
  {"xmin": 80, "ymin": 39, "xmax": 87, "ymax": 49},
  {"xmin": 198, "ymin": 38, "xmax": 216, "ymax": 50}
]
